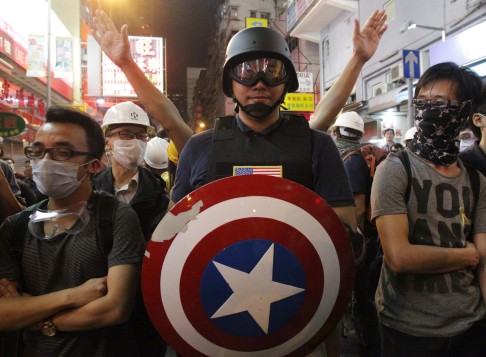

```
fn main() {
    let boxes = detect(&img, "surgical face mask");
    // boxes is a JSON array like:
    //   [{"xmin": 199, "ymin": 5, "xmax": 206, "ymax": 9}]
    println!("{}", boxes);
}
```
[
  {"xmin": 112, "ymin": 139, "xmax": 146, "ymax": 169},
  {"xmin": 410, "ymin": 101, "xmax": 469, "ymax": 166},
  {"xmin": 459, "ymin": 139, "xmax": 476, "ymax": 152},
  {"xmin": 32, "ymin": 159, "xmax": 92, "ymax": 199},
  {"xmin": 28, "ymin": 201, "xmax": 90, "ymax": 240}
]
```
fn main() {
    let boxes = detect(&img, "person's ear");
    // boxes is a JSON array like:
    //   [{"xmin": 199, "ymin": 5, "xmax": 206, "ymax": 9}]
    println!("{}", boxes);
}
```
[
  {"xmin": 87, "ymin": 159, "xmax": 101, "ymax": 175},
  {"xmin": 473, "ymin": 113, "xmax": 486, "ymax": 128}
]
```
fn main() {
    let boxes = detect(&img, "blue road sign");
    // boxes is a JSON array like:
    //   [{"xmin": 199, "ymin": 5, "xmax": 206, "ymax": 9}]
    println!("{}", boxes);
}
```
[{"xmin": 402, "ymin": 50, "xmax": 420, "ymax": 79}]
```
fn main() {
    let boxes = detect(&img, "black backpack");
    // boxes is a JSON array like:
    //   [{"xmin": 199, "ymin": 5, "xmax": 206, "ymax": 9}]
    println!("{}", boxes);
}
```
[{"xmin": 9, "ymin": 191, "xmax": 119, "ymax": 265}]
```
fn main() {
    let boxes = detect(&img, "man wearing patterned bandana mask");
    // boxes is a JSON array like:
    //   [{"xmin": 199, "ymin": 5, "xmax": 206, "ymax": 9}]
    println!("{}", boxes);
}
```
[
  {"xmin": 410, "ymin": 87, "xmax": 473, "ymax": 166},
  {"xmin": 371, "ymin": 62, "xmax": 486, "ymax": 356}
]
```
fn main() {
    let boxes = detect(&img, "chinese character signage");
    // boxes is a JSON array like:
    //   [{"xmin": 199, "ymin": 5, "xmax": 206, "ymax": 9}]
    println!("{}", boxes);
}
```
[
  {"xmin": 0, "ymin": 112, "xmax": 26, "ymax": 137},
  {"xmin": 0, "ymin": 19, "xmax": 28, "ymax": 69},
  {"xmin": 245, "ymin": 17, "xmax": 268, "ymax": 28},
  {"xmin": 102, "ymin": 36, "xmax": 165, "ymax": 97},
  {"xmin": 282, "ymin": 93, "xmax": 315, "ymax": 112}
]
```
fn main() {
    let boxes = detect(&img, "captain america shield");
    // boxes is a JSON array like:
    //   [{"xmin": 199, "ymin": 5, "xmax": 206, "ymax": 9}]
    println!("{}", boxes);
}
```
[{"xmin": 142, "ymin": 175, "xmax": 355, "ymax": 357}]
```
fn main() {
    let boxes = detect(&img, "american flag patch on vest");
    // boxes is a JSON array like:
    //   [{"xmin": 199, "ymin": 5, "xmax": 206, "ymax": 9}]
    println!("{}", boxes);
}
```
[{"xmin": 233, "ymin": 166, "xmax": 282, "ymax": 177}]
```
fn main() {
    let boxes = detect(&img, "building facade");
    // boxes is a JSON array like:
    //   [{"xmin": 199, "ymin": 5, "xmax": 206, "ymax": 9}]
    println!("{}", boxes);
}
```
[{"xmin": 288, "ymin": 0, "xmax": 486, "ymax": 142}]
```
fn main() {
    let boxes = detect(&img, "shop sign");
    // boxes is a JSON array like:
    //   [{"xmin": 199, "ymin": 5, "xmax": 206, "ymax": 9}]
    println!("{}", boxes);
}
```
[
  {"xmin": 297, "ymin": 72, "xmax": 313, "ymax": 93},
  {"xmin": 0, "ymin": 112, "xmax": 26, "ymax": 137},
  {"xmin": 245, "ymin": 17, "xmax": 268, "ymax": 28},
  {"xmin": 282, "ymin": 93, "xmax": 315, "ymax": 112},
  {"xmin": 102, "ymin": 36, "xmax": 165, "ymax": 97},
  {"xmin": 0, "ymin": 19, "xmax": 27, "ymax": 69}
]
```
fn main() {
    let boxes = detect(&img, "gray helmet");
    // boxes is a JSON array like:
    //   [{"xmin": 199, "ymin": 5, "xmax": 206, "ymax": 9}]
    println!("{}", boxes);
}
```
[{"xmin": 222, "ymin": 27, "xmax": 299, "ymax": 97}]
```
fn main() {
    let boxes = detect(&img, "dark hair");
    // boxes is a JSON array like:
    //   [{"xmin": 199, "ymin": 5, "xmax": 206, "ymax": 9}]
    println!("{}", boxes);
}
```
[
  {"xmin": 414, "ymin": 62, "xmax": 482, "ymax": 102},
  {"xmin": 383, "ymin": 128, "xmax": 395, "ymax": 135},
  {"xmin": 390, "ymin": 143, "xmax": 404, "ymax": 152},
  {"xmin": 46, "ymin": 106, "xmax": 105, "ymax": 160}
]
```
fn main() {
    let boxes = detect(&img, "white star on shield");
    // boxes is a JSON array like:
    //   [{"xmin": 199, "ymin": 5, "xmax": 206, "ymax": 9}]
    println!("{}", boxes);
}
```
[{"xmin": 210, "ymin": 243, "xmax": 305, "ymax": 334}]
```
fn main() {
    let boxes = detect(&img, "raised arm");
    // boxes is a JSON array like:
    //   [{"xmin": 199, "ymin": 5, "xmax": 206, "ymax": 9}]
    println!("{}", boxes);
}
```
[
  {"xmin": 51, "ymin": 264, "xmax": 139, "ymax": 331},
  {"xmin": 0, "ymin": 277, "xmax": 107, "ymax": 331},
  {"xmin": 91, "ymin": 9, "xmax": 193, "ymax": 152},
  {"xmin": 310, "ymin": 9, "xmax": 387, "ymax": 132}
]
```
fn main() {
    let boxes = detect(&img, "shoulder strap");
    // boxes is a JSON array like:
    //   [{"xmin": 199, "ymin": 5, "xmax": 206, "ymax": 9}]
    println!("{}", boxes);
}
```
[
  {"xmin": 212, "ymin": 116, "xmax": 237, "ymax": 141},
  {"xmin": 396, "ymin": 150, "xmax": 412, "ymax": 203},
  {"xmin": 342, "ymin": 148, "xmax": 362, "ymax": 162},
  {"xmin": 94, "ymin": 191, "xmax": 119, "ymax": 257},
  {"xmin": 465, "ymin": 166, "xmax": 480, "ymax": 216},
  {"xmin": 10, "ymin": 200, "xmax": 47, "ymax": 256}
]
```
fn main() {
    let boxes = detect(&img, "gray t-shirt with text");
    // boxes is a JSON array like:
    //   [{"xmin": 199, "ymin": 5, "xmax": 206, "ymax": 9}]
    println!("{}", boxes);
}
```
[{"xmin": 371, "ymin": 150, "xmax": 486, "ymax": 337}]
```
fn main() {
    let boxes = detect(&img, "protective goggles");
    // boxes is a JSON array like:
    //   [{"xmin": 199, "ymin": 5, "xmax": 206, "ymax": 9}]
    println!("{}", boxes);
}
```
[
  {"xmin": 230, "ymin": 58, "xmax": 288, "ymax": 87},
  {"xmin": 28, "ymin": 202, "xmax": 90, "ymax": 240}
]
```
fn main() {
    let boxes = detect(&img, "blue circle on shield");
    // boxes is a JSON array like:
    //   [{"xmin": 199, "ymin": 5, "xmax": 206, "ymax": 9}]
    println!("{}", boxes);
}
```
[{"xmin": 200, "ymin": 239, "xmax": 306, "ymax": 337}]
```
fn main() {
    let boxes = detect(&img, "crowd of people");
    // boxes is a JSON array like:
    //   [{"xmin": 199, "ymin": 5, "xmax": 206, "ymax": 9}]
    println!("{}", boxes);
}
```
[{"xmin": 0, "ymin": 6, "xmax": 485, "ymax": 357}]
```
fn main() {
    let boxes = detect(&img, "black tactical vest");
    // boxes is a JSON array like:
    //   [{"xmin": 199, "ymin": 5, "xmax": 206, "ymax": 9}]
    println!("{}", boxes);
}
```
[{"xmin": 206, "ymin": 115, "xmax": 313, "ymax": 189}]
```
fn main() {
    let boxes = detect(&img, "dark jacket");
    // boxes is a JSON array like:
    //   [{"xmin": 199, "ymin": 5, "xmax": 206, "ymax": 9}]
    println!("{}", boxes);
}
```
[{"xmin": 92, "ymin": 167, "xmax": 169, "ymax": 241}]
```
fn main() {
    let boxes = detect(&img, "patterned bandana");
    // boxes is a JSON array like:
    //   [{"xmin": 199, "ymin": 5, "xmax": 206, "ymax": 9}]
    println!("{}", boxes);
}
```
[
  {"xmin": 335, "ymin": 137, "xmax": 363, "ymax": 157},
  {"xmin": 409, "ymin": 101, "xmax": 471, "ymax": 166}
]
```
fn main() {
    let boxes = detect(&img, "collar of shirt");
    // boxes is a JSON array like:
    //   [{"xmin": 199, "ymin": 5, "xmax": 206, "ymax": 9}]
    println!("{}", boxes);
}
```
[
  {"xmin": 114, "ymin": 171, "xmax": 140, "ymax": 204},
  {"xmin": 235, "ymin": 114, "xmax": 284, "ymax": 136}
]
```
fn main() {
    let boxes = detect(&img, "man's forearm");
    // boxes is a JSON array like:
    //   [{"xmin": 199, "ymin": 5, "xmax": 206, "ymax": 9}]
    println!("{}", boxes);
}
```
[
  {"xmin": 118, "ymin": 60, "xmax": 193, "ymax": 152},
  {"xmin": 310, "ymin": 54, "xmax": 367, "ymax": 132},
  {"xmin": 0, "ymin": 178, "xmax": 24, "ymax": 220},
  {"xmin": 0, "ymin": 289, "xmax": 82, "ymax": 331},
  {"xmin": 53, "ymin": 264, "xmax": 139, "ymax": 332}
]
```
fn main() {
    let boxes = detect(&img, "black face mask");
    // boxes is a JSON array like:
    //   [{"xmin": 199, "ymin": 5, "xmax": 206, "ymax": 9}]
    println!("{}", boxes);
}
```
[
  {"xmin": 234, "ymin": 85, "xmax": 289, "ymax": 121},
  {"xmin": 409, "ymin": 101, "xmax": 471, "ymax": 166}
]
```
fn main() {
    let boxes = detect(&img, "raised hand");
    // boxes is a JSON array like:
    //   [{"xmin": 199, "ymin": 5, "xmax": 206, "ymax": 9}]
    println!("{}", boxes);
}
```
[
  {"xmin": 90, "ymin": 9, "xmax": 132, "ymax": 68},
  {"xmin": 353, "ymin": 9, "xmax": 388, "ymax": 62}
]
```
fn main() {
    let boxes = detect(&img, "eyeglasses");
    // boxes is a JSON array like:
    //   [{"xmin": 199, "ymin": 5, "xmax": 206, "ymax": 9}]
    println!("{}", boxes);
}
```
[
  {"xmin": 24, "ymin": 146, "xmax": 95, "ymax": 161},
  {"xmin": 230, "ymin": 58, "xmax": 288, "ymax": 87},
  {"xmin": 413, "ymin": 98, "xmax": 464, "ymax": 110},
  {"xmin": 107, "ymin": 130, "xmax": 150, "ymax": 142}
]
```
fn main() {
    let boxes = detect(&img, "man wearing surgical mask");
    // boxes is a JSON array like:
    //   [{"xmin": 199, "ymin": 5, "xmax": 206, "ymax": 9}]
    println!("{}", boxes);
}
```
[
  {"xmin": 0, "ymin": 106, "xmax": 145, "ymax": 356},
  {"xmin": 92, "ymin": 101, "xmax": 169, "ymax": 357},
  {"xmin": 371, "ymin": 62, "xmax": 486, "ymax": 356},
  {"xmin": 93, "ymin": 101, "xmax": 169, "ymax": 240}
]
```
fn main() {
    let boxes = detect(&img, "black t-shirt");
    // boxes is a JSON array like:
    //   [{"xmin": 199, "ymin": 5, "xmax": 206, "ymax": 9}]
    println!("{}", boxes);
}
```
[{"xmin": 459, "ymin": 142, "xmax": 486, "ymax": 177}]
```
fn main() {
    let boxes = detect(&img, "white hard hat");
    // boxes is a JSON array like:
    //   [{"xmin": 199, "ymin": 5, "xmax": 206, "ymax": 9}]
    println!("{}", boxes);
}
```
[
  {"xmin": 333, "ymin": 111, "xmax": 364, "ymax": 133},
  {"xmin": 144, "ymin": 137, "xmax": 169, "ymax": 169},
  {"xmin": 102, "ymin": 102, "xmax": 155, "ymax": 134},
  {"xmin": 403, "ymin": 127, "xmax": 417, "ymax": 143}
]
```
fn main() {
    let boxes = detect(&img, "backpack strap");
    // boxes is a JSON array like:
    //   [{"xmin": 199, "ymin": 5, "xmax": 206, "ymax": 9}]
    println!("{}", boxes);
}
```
[
  {"xmin": 9, "ymin": 199, "xmax": 47, "ymax": 289},
  {"xmin": 465, "ymin": 166, "xmax": 480, "ymax": 221},
  {"xmin": 10, "ymin": 200, "xmax": 47, "ymax": 259},
  {"xmin": 94, "ymin": 191, "xmax": 119, "ymax": 257},
  {"xmin": 396, "ymin": 150, "xmax": 412, "ymax": 203},
  {"xmin": 342, "ymin": 149, "xmax": 361, "ymax": 162}
]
